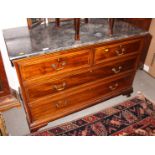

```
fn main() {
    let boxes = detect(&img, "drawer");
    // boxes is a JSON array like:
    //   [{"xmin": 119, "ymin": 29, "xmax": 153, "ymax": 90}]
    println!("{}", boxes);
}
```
[
  {"xmin": 29, "ymin": 75, "xmax": 132, "ymax": 122},
  {"xmin": 25, "ymin": 57, "xmax": 136, "ymax": 102},
  {"xmin": 95, "ymin": 39, "xmax": 141, "ymax": 64},
  {"xmin": 18, "ymin": 49, "xmax": 91, "ymax": 81}
]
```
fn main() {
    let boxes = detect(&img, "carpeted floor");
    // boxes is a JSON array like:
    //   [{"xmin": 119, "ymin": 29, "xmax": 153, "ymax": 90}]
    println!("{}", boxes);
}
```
[{"xmin": 31, "ymin": 94, "xmax": 155, "ymax": 136}]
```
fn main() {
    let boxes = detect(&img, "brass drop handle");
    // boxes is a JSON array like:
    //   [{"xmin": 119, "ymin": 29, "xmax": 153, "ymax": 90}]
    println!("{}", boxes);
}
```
[
  {"xmin": 54, "ymin": 82, "xmax": 66, "ymax": 91},
  {"xmin": 112, "ymin": 66, "xmax": 122, "ymax": 74},
  {"xmin": 115, "ymin": 46, "xmax": 125, "ymax": 56},
  {"xmin": 115, "ymin": 50, "xmax": 124, "ymax": 56},
  {"xmin": 55, "ymin": 99, "xmax": 68, "ymax": 108},
  {"xmin": 51, "ymin": 58, "xmax": 66, "ymax": 71},
  {"xmin": 109, "ymin": 83, "xmax": 118, "ymax": 91}
]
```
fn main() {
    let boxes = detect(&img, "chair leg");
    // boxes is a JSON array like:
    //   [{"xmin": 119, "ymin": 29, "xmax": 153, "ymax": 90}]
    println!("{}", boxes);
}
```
[
  {"xmin": 109, "ymin": 18, "xmax": 115, "ymax": 35},
  {"xmin": 85, "ymin": 18, "xmax": 89, "ymax": 24},
  {"xmin": 74, "ymin": 18, "xmax": 80, "ymax": 40},
  {"xmin": 74, "ymin": 19, "xmax": 76, "ymax": 31},
  {"xmin": 55, "ymin": 18, "xmax": 60, "ymax": 28}
]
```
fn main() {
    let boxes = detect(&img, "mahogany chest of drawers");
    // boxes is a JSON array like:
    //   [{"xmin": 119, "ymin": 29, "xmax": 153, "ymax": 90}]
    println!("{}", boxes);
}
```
[{"xmin": 13, "ymin": 35, "xmax": 146, "ymax": 132}]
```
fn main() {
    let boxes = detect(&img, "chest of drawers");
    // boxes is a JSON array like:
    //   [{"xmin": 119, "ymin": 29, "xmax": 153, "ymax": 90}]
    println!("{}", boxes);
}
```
[{"xmin": 14, "ymin": 36, "xmax": 145, "ymax": 132}]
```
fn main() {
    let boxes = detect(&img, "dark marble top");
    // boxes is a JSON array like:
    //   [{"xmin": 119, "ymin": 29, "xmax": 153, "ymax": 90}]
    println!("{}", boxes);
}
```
[{"xmin": 3, "ymin": 19, "xmax": 149, "ymax": 61}]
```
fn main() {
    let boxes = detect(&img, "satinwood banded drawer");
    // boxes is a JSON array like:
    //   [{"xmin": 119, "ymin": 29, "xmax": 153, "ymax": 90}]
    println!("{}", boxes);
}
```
[
  {"xmin": 25, "ymin": 56, "xmax": 137, "ymax": 102},
  {"xmin": 16, "ymin": 49, "xmax": 91, "ymax": 81},
  {"xmin": 29, "ymin": 75, "xmax": 132, "ymax": 124},
  {"xmin": 95, "ymin": 39, "xmax": 141, "ymax": 64}
]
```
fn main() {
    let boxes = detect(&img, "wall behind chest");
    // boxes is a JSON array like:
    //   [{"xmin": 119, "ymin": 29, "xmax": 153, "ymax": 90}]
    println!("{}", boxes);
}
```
[
  {"xmin": 0, "ymin": 18, "xmax": 28, "ymax": 91},
  {"xmin": 145, "ymin": 19, "xmax": 155, "ymax": 77}
]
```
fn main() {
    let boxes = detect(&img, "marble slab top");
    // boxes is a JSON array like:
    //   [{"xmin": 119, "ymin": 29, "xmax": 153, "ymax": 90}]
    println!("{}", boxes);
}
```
[{"xmin": 3, "ymin": 19, "xmax": 148, "ymax": 61}]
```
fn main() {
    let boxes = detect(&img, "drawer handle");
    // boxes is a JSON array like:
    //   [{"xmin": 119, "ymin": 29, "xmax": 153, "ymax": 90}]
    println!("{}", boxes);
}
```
[
  {"xmin": 115, "ymin": 47, "xmax": 125, "ymax": 56},
  {"xmin": 54, "ymin": 82, "xmax": 66, "ymax": 91},
  {"xmin": 112, "ymin": 66, "xmax": 122, "ymax": 74},
  {"xmin": 55, "ymin": 99, "xmax": 68, "ymax": 108},
  {"xmin": 109, "ymin": 83, "xmax": 118, "ymax": 91},
  {"xmin": 115, "ymin": 50, "xmax": 124, "ymax": 56},
  {"xmin": 51, "ymin": 58, "xmax": 66, "ymax": 71}
]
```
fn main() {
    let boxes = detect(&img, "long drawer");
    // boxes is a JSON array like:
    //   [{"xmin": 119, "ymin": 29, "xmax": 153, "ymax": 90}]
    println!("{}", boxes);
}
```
[
  {"xmin": 25, "ymin": 57, "xmax": 137, "ymax": 102},
  {"xmin": 95, "ymin": 39, "xmax": 141, "ymax": 64},
  {"xmin": 16, "ymin": 49, "xmax": 91, "ymax": 81},
  {"xmin": 29, "ymin": 75, "xmax": 132, "ymax": 123}
]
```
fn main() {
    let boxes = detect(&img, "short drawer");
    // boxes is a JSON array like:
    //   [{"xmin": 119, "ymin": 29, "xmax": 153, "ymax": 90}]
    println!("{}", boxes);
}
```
[
  {"xmin": 25, "ymin": 57, "xmax": 136, "ymax": 102},
  {"xmin": 17, "ymin": 49, "xmax": 91, "ymax": 81},
  {"xmin": 29, "ymin": 75, "xmax": 132, "ymax": 122},
  {"xmin": 95, "ymin": 39, "xmax": 141, "ymax": 64}
]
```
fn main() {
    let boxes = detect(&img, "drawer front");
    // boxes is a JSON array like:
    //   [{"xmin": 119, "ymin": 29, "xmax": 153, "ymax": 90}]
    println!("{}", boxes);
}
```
[
  {"xmin": 19, "ymin": 49, "xmax": 91, "ymax": 81},
  {"xmin": 25, "ymin": 57, "xmax": 136, "ymax": 102},
  {"xmin": 29, "ymin": 75, "xmax": 132, "ymax": 122},
  {"xmin": 95, "ymin": 39, "xmax": 141, "ymax": 64}
]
